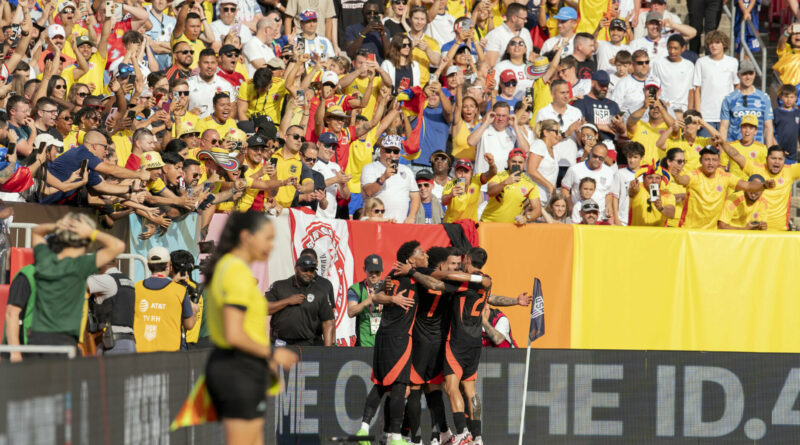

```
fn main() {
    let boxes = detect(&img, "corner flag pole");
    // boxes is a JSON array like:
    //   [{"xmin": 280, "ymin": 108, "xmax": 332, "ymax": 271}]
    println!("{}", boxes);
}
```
[{"xmin": 518, "ymin": 278, "xmax": 545, "ymax": 445}]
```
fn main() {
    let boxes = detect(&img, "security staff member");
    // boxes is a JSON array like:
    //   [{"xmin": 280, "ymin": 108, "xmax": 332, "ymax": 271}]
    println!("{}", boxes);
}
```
[
  {"xmin": 266, "ymin": 255, "xmax": 336, "ymax": 346},
  {"xmin": 133, "ymin": 246, "xmax": 199, "ymax": 352},
  {"xmin": 87, "ymin": 262, "xmax": 137, "ymax": 354}
]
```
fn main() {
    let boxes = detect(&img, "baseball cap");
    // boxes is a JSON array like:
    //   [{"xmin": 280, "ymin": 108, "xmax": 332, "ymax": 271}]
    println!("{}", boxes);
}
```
[
  {"xmin": 218, "ymin": 0, "xmax": 237, "ymax": 5},
  {"xmin": 247, "ymin": 134, "xmax": 267, "ymax": 147},
  {"xmin": 738, "ymin": 59, "xmax": 757, "ymax": 74},
  {"xmin": 299, "ymin": 10, "xmax": 318, "ymax": 21},
  {"xmin": 553, "ymin": 7, "xmax": 578, "ymax": 21},
  {"xmin": 75, "ymin": 35, "xmax": 95, "ymax": 47},
  {"xmin": 318, "ymin": 132, "xmax": 338, "ymax": 145},
  {"xmin": 416, "ymin": 170, "xmax": 434, "ymax": 183},
  {"xmin": 610, "ymin": 18, "xmax": 627, "ymax": 30},
  {"xmin": 296, "ymin": 255, "xmax": 317, "ymax": 270},
  {"xmin": 381, "ymin": 134, "xmax": 404, "ymax": 150},
  {"xmin": 34, "ymin": 133, "xmax": 63, "ymax": 150},
  {"xmin": 500, "ymin": 70, "xmax": 517, "ymax": 83},
  {"xmin": 219, "ymin": 44, "xmax": 239, "ymax": 55},
  {"xmin": 148, "ymin": 246, "xmax": 171, "ymax": 264},
  {"xmin": 508, "ymin": 148, "xmax": 527, "ymax": 160},
  {"xmin": 321, "ymin": 70, "xmax": 339, "ymax": 86},
  {"xmin": 117, "ymin": 63, "xmax": 135, "ymax": 79},
  {"xmin": 591, "ymin": 70, "xmax": 610, "ymax": 85},
  {"xmin": 699, "ymin": 145, "xmax": 720, "ymax": 157},
  {"xmin": 142, "ymin": 151, "xmax": 165, "ymax": 169},
  {"xmin": 646, "ymin": 11, "xmax": 663, "ymax": 23},
  {"xmin": 47, "ymin": 24, "xmax": 66, "ymax": 39},
  {"xmin": 430, "ymin": 149, "xmax": 452, "ymax": 164},
  {"xmin": 581, "ymin": 199, "xmax": 600, "ymax": 213},
  {"xmin": 740, "ymin": 114, "xmax": 759, "ymax": 127},
  {"xmin": 58, "ymin": 1, "xmax": 76, "ymax": 13},
  {"xmin": 176, "ymin": 120, "xmax": 200, "ymax": 137},
  {"xmin": 454, "ymin": 158, "xmax": 473, "ymax": 171},
  {"xmin": 446, "ymin": 65, "xmax": 460, "ymax": 76},
  {"xmin": 644, "ymin": 76, "xmax": 661, "ymax": 90},
  {"xmin": 364, "ymin": 254, "xmax": 383, "ymax": 273},
  {"xmin": 266, "ymin": 58, "xmax": 286, "ymax": 70},
  {"xmin": 325, "ymin": 105, "xmax": 348, "ymax": 118},
  {"xmin": 650, "ymin": 0, "xmax": 667, "ymax": 4}
]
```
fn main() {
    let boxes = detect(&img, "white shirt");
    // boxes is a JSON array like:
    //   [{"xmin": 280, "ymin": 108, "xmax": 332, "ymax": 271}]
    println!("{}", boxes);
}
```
[
  {"xmin": 561, "ymin": 161, "xmax": 615, "ymax": 216},
  {"xmin": 475, "ymin": 125, "xmax": 517, "ymax": 174},
  {"xmin": 610, "ymin": 74, "xmax": 646, "ymax": 118},
  {"xmin": 300, "ymin": 34, "xmax": 336, "ymax": 59},
  {"xmin": 608, "ymin": 72, "xmax": 627, "ymax": 96},
  {"xmin": 609, "ymin": 167, "xmax": 637, "ymax": 225},
  {"xmin": 187, "ymin": 74, "xmax": 236, "ymax": 118},
  {"xmin": 486, "ymin": 23, "xmax": 535, "ymax": 56},
  {"xmin": 693, "ymin": 55, "xmax": 739, "ymax": 123},
  {"xmin": 572, "ymin": 79, "xmax": 592, "ymax": 100},
  {"xmin": 242, "ymin": 36, "xmax": 276, "ymax": 77},
  {"xmin": 210, "ymin": 20, "xmax": 254, "ymax": 45},
  {"xmin": 361, "ymin": 161, "xmax": 419, "ymax": 221},
  {"xmin": 652, "ymin": 57, "xmax": 695, "ymax": 112},
  {"xmin": 540, "ymin": 35, "xmax": 575, "ymax": 58},
  {"xmin": 629, "ymin": 35, "xmax": 669, "ymax": 61},
  {"xmin": 425, "ymin": 13, "xmax": 456, "ymax": 48},
  {"xmin": 313, "ymin": 159, "xmax": 341, "ymax": 219},
  {"xmin": 493, "ymin": 60, "xmax": 532, "ymax": 98},
  {"xmin": 633, "ymin": 10, "xmax": 683, "ymax": 40},
  {"xmin": 432, "ymin": 178, "xmax": 449, "ymax": 201},
  {"xmin": 596, "ymin": 40, "xmax": 629, "ymax": 73},
  {"xmin": 529, "ymin": 139, "xmax": 559, "ymax": 204},
  {"xmin": 535, "ymin": 103, "xmax": 583, "ymax": 136}
]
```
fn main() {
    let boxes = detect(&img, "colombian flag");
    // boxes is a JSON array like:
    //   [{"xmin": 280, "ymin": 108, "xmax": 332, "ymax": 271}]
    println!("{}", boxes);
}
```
[{"xmin": 170, "ymin": 375, "xmax": 218, "ymax": 431}]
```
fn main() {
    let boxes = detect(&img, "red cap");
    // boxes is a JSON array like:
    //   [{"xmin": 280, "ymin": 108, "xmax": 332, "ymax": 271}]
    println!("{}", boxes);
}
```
[
  {"xmin": 500, "ymin": 70, "xmax": 517, "ymax": 83},
  {"xmin": 508, "ymin": 148, "xmax": 527, "ymax": 160},
  {"xmin": 454, "ymin": 159, "xmax": 473, "ymax": 171}
]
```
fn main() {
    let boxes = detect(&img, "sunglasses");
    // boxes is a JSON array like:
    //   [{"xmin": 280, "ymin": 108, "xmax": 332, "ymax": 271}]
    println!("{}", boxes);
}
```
[
  {"xmin": 508, "ymin": 40, "xmax": 525, "ymax": 47},
  {"xmin": 222, "ymin": 51, "xmax": 240, "ymax": 57},
  {"xmin": 383, "ymin": 148, "xmax": 400, "ymax": 154},
  {"xmin": 290, "ymin": 134, "xmax": 305, "ymax": 141},
  {"xmin": 304, "ymin": 157, "xmax": 318, "ymax": 162},
  {"xmin": 373, "ymin": 209, "xmax": 385, "ymax": 214},
  {"xmin": 221, "ymin": 7, "xmax": 237, "ymax": 12},
  {"xmin": 393, "ymin": 0, "xmax": 408, "ymax": 4},
  {"xmin": 62, "ymin": 8, "xmax": 75, "ymax": 14},
  {"xmin": 675, "ymin": 159, "xmax": 686, "ymax": 164},
  {"xmin": 76, "ymin": 91, "xmax": 89, "ymax": 98},
  {"xmin": 401, "ymin": 42, "xmax": 412, "ymax": 48},
  {"xmin": 503, "ymin": 80, "xmax": 517, "ymax": 87},
  {"xmin": 208, "ymin": 139, "xmax": 220, "ymax": 145},
  {"xmin": 54, "ymin": 84, "xmax": 66, "ymax": 90},
  {"xmin": 173, "ymin": 91, "xmax": 190, "ymax": 97},
  {"xmin": 175, "ymin": 50, "xmax": 192, "ymax": 55},
  {"xmin": 634, "ymin": 60, "xmax": 650, "ymax": 65},
  {"xmin": 418, "ymin": 182, "xmax": 431, "ymax": 187},
  {"xmin": 322, "ymin": 143, "xmax": 336, "ymax": 149}
]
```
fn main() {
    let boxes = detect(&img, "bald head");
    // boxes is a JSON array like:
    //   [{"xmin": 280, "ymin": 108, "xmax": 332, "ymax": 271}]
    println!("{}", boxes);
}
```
[
  {"xmin": 257, "ymin": 17, "xmax": 271, "ymax": 32},
  {"xmin": 84, "ymin": 130, "xmax": 106, "ymax": 145}
]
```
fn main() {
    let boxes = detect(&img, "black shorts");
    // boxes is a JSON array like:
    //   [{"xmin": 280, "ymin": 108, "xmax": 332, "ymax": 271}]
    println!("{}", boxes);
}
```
[
  {"xmin": 443, "ymin": 340, "xmax": 481, "ymax": 382},
  {"xmin": 410, "ymin": 335, "xmax": 445, "ymax": 385},
  {"xmin": 205, "ymin": 348, "xmax": 269, "ymax": 419},
  {"xmin": 372, "ymin": 333, "xmax": 412, "ymax": 386}
]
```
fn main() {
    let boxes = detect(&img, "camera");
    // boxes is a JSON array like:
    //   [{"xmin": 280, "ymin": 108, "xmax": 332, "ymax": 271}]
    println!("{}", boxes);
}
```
[
  {"xmin": 178, "ymin": 279, "xmax": 200, "ymax": 303},
  {"xmin": 649, "ymin": 183, "xmax": 659, "ymax": 202}
]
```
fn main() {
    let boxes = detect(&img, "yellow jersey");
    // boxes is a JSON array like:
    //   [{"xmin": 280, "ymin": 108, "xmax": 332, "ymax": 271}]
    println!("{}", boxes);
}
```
[
  {"xmin": 724, "ymin": 140, "xmax": 766, "ymax": 180},
  {"xmin": 660, "ymin": 135, "xmax": 708, "ymax": 172},
  {"xmin": 576, "ymin": 0, "xmax": 608, "ymax": 37},
  {"xmin": 719, "ymin": 192, "xmax": 768, "ymax": 228},
  {"xmin": 172, "ymin": 112, "xmax": 201, "ymax": 139},
  {"xmin": 663, "ymin": 180, "xmax": 687, "ymax": 227},
  {"xmin": 75, "ymin": 53, "xmax": 108, "ymax": 96},
  {"xmin": 774, "ymin": 43, "xmax": 800, "ymax": 86},
  {"xmin": 344, "ymin": 76, "xmax": 383, "ymax": 120},
  {"xmin": 742, "ymin": 159, "xmax": 800, "ymax": 230},
  {"xmin": 443, "ymin": 175, "xmax": 484, "ymax": 222},
  {"xmin": 346, "ymin": 128, "xmax": 379, "ymax": 194},
  {"xmin": 237, "ymin": 77, "xmax": 288, "ymax": 123},
  {"xmin": 206, "ymin": 253, "xmax": 269, "ymax": 349},
  {"xmin": 235, "ymin": 159, "xmax": 272, "ymax": 211},
  {"xmin": 481, "ymin": 171, "xmax": 540, "ymax": 222},
  {"xmin": 111, "ymin": 130, "xmax": 133, "ymax": 167},
  {"xmin": 680, "ymin": 168, "xmax": 741, "ymax": 229},
  {"xmin": 447, "ymin": 0, "xmax": 472, "ymax": 19},
  {"xmin": 452, "ymin": 122, "xmax": 478, "ymax": 161},
  {"xmin": 409, "ymin": 34, "xmax": 440, "ymax": 87},
  {"xmin": 629, "ymin": 120, "xmax": 669, "ymax": 165},
  {"xmin": 531, "ymin": 78, "xmax": 552, "ymax": 124},
  {"xmin": 196, "ymin": 115, "xmax": 239, "ymax": 140},
  {"xmin": 270, "ymin": 148, "xmax": 312, "ymax": 207},
  {"xmin": 629, "ymin": 185, "xmax": 675, "ymax": 227},
  {"xmin": 62, "ymin": 25, "xmax": 89, "ymax": 61}
]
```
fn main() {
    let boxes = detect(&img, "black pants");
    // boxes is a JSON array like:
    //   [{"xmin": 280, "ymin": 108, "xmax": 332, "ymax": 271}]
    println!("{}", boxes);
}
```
[
  {"xmin": 687, "ymin": 0, "xmax": 724, "ymax": 53},
  {"xmin": 26, "ymin": 331, "xmax": 79, "ymax": 359}
]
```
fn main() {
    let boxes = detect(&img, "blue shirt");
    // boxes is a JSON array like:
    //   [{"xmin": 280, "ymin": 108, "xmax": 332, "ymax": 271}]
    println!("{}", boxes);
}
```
[
  {"xmin": 422, "ymin": 201, "xmax": 433, "ymax": 223},
  {"xmin": 573, "ymin": 96, "xmax": 621, "ymax": 141},
  {"xmin": 441, "ymin": 40, "xmax": 478, "ymax": 59},
  {"xmin": 416, "ymin": 105, "xmax": 450, "ymax": 166},
  {"xmin": 773, "ymin": 106, "xmax": 800, "ymax": 161},
  {"xmin": 495, "ymin": 95, "xmax": 520, "ymax": 111},
  {"xmin": 720, "ymin": 88, "xmax": 773, "ymax": 143},
  {"xmin": 146, "ymin": 8, "xmax": 176, "ymax": 71},
  {"xmin": 47, "ymin": 145, "xmax": 103, "ymax": 187}
]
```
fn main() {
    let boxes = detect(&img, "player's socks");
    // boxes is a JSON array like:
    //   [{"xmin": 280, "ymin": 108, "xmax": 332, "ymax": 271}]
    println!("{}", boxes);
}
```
[
  {"xmin": 426, "ymin": 390, "xmax": 449, "ymax": 433},
  {"xmin": 453, "ymin": 412, "xmax": 467, "ymax": 435},
  {"xmin": 406, "ymin": 389, "xmax": 422, "ymax": 443},
  {"xmin": 470, "ymin": 420, "xmax": 481, "ymax": 439}
]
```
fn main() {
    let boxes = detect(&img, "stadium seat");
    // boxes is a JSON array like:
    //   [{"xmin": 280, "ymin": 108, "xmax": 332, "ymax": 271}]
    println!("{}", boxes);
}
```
[
  {"xmin": 0, "ymin": 284, "xmax": 9, "ymax": 337},
  {"xmin": 10, "ymin": 248, "xmax": 34, "ymax": 280}
]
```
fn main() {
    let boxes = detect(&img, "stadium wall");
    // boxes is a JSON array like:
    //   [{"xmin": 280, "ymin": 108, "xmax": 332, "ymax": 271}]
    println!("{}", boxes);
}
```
[{"xmin": 2, "ymin": 348, "xmax": 799, "ymax": 444}]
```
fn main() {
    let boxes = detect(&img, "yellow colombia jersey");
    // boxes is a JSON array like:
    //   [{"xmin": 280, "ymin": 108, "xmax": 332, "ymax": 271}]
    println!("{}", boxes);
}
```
[
  {"xmin": 576, "ymin": 0, "xmax": 608, "ymax": 37},
  {"xmin": 112, "ymin": 130, "xmax": 133, "ymax": 167},
  {"xmin": 629, "ymin": 186, "xmax": 676, "ymax": 227},
  {"xmin": 344, "ymin": 76, "xmax": 382, "ymax": 120},
  {"xmin": 531, "ymin": 77, "xmax": 552, "ymax": 124},
  {"xmin": 743, "ymin": 159, "xmax": 800, "ymax": 230},
  {"xmin": 207, "ymin": 253, "xmax": 268, "ymax": 349},
  {"xmin": 346, "ymin": 128, "xmax": 379, "ymax": 194},
  {"xmin": 410, "ymin": 34, "xmax": 439, "ymax": 87},
  {"xmin": 724, "ymin": 140, "xmax": 766, "ymax": 180},
  {"xmin": 719, "ymin": 192, "xmax": 768, "ymax": 228},
  {"xmin": 680, "ymin": 168, "xmax": 740, "ymax": 229},
  {"xmin": 481, "ymin": 171, "xmax": 540, "ymax": 222},
  {"xmin": 446, "ymin": 0, "xmax": 472, "ymax": 19},
  {"xmin": 196, "ymin": 116, "xmax": 239, "ymax": 140},
  {"xmin": 443, "ymin": 175, "xmax": 484, "ymax": 222},
  {"xmin": 660, "ymin": 135, "xmax": 708, "ymax": 172},
  {"xmin": 774, "ymin": 43, "xmax": 800, "ymax": 86},
  {"xmin": 172, "ymin": 112, "xmax": 201, "ymax": 139},
  {"xmin": 271, "ymin": 148, "xmax": 312, "ymax": 208},
  {"xmin": 184, "ymin": 280, "xmax": 204, "ymax": 343},
  {"xmin": 74, "ymin": 52, "xmax": 108, "ymax": 96},
  {"xmin": 236, "ymin": 160, "xmax": 271, "ymax": 211},
  {"xmin": 133, "ymin": 279, "xmax": 188, "ymax": 352},
  {"xmin": 664, "ymin": 180, "xmax": 687, "ymax": 227},
  {"xmin": 452, "ymin": 122, "xmax": 478, "ymax": 161},
  {"xmin": 629, "ymin": 120, "xmax": 668, "ymax": 165},
  {"xmin": 238, "ymin": 77, "xmax": 288, "ymax": 123}
]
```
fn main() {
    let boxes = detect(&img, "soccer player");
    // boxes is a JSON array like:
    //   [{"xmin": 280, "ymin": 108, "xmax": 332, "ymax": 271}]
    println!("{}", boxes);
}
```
[
  {"xmin": 673, "ymin": 144, "xmax": 769, "ymax": 229},
  {"xmin": 718, "ymin": 143, "xmax": 800, "ymax": 230},
  {"xmin": 355, "ymin": 241, "xmax": 445, "ymax": 445}
]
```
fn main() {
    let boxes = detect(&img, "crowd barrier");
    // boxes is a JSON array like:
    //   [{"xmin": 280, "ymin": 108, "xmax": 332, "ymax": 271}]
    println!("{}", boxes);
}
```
[{"xmin": 1, "ymin": 347, "xmax": 799, "ymax": 444}]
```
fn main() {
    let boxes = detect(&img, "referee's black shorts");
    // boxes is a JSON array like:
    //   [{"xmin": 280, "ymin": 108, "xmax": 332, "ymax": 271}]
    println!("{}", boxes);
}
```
[{"xmin": 206, "ymin": 348, "xmax": 269, "ymax": 419}]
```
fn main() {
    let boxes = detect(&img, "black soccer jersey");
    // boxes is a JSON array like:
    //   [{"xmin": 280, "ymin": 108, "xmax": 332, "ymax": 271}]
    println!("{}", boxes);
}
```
[
  {"xmin": 447, "ymin": 277, "xmax": 489, "ymax": 346},
  {"xmin": 377, "ymin": 272, "xmax": 418, "ymax": 336},
  {"xmin": 413, "ymin": 268, "xmax": 459, "ymax": 342}
]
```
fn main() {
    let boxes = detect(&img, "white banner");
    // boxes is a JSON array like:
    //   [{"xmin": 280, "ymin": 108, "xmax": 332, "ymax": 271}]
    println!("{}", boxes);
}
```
[{"xmin": 289, "ymin": 209, "xmax": 356, "ymax": 346}]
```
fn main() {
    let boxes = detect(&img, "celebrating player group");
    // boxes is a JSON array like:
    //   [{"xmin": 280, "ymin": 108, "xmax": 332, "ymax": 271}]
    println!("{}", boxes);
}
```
[{"xmin": 355, "ymin": 242, "xmax": 531, "ymax": 445}]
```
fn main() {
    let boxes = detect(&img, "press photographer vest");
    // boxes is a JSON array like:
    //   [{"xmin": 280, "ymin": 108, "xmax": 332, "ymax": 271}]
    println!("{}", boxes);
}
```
[{"xmin": 133, "ymin": 279, "xmax": 187, "ymax": 352}]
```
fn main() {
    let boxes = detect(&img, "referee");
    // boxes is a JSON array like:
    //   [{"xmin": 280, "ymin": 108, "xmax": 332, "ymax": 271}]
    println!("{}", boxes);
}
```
[{"xmin": 203, "ymin": 211, "xmax": 297, "ymax": 444}]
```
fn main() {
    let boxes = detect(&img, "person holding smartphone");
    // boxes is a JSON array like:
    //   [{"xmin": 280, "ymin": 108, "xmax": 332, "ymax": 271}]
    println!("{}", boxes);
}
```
[
  {"xmin": 481, "ymin": 149, "xmax": 541, "ymax": 223},
  {"xmin": 441, "ymin": 156, "xmax": 497, "ymax": 223},
  {"xmin": 627, "ymin": 161, "xmax": 676, "ymax": 226}
]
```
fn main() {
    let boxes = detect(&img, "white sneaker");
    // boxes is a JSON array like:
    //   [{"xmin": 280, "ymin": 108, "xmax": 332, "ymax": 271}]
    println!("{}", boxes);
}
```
[
  {"xmin": 439, "ymin": 430, "xmax": 454, "ymax": 445},
  {"xmin": 430, "ymin": 438, "xmax": 441, "ymax": 445},
  {"xmin": 451, "ymin": 431, "xmax": 472, "ymax": 445},
  {"xmin": 468, "ymin": 437, "xmax": 483, "ymax": 445}
]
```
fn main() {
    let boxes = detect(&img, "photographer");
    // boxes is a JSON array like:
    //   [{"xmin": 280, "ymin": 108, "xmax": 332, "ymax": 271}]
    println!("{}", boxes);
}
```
[
  {"xmin": 347, "ymin": 254, "xmax": 384, "ymax": 347},
  {"xmin": 87, "ymin": 262, "xmax": 137, "ymax": 355},
  {"xmin": 361, "ymin": 135, "xmax": 420, "ymax": 224},
  {"xmin": 170, "ymin": 250, "xmax": 210, "ymax": 350}
]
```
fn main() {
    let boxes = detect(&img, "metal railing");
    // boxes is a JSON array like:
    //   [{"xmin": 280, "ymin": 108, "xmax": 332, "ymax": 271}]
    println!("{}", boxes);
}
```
[
  {"xmin": 0, "ymin": 345, "xmax": 77, "ymax": 359},
  {"xmin": 724, "ymin": 0, "xmax": 767, "ymax": 90}
]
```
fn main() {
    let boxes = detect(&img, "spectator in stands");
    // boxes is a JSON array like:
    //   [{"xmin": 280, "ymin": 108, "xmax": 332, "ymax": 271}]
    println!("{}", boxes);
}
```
[
  {"xmin": 562, "ymin": 144, "xmax": 615, "ymax": 220},
  {"xmin": 31, "ymin": 98, "xmax": 61, "ymax": 141},
  {"xmin": 133, "ymin": 246, "xmax": 198, "ymax": 352},
  {"xmin": 719, "ymin": 59, "xmax": 775, "ymax": 147},
  {"xmin": 348, "ymin": 254, "xmax": 384, "ymax": 347},
  {"xmin": 718, "ymin": 175, "xmax": 769, "ymax": 230},
  {"xmin": 610, "ymin": 142, "xmax": 645, "ymax": 226},
  {"xmin": 651, "ymin": 35, "xmax": 694, "ymax": 113},
  {"xmin": 87, "ymin": 262, "xmax": 137, "ymax": 355},
  {"xmin": 482, "ymin": 149, "xmax": 540, "ymax": 223},
  {"xmin": 345, "ymin": 2, "xmax": 388, "ymax": 62},
  {"xmin": 629, "ymin": 11, "xmax": 695, "ymax": 61},
  {"xmin": 216, "ymin": 45, "xmax": 246, "ymax": 92},
  {"xmin": 429, "ymin": 150, "xmax": 453, "ymax": 201},
  {"xmin": 539, "ymin": 190, "xmax": 572, "ymax": 224},
  {"xmin": 381, "ymin": 34, "xmax": 421, "ymax": 89},
  {"xmin": 27, "ymin": 214, "xmax": 125, "ymax": 354},
  {"xmin": 7, "ymin": 96, "xmax": 34, "ymax": 156},
  {"xmin": 166, "ymin": 42, "xmax": 194, "ymax": 82},
  {"xmin": 611, "ymin": 50, "xmax": 651, "ymax": 118},
  {"xmin": 626, "ymin": 79, "xmax": 675, "ymax": 163},
  {"xmin": 535, "ymin": 79, "xmax": 582, "ymax": 143},
  {"xmin": 197, "ymin": 92, "xmax": 239, "ymax": 138},
  {"xmin": 271, "ymin": 125, "xmax": 314, "ymax": 208},
  {"xmin": 774, "ymin": 24, "xmax": 800, "ymax": 88},
  {"xmin": 267, "ymin": 255, "xmax": 335, "ymax": 346},
  {"xmin": 211, "ymin": 0, "xmax": 253, "ymax": 45},
  {"xmin": 628, "ymin": 162, "xmax": 676, "ymax": 226},
  {"xmin": 414, "ymin": 170, "xmax": 443, "ymax": 224},
  {"xmin": 773, "ymin": 85, "xmax": 800, "ymax": 164},
  {"xmin": 577, "ymin": 199, "xmax": 605, "ymax": 225},
  {"xmin": 471, "ymin": 102, "xmax": 529, "ymax": 175},
  {"xmin": 297, "ymin": 10, "xmax": 336, "ymax": 60},
  {"xmin": 693, "ymin": 31, "xmax": 739, "ymax": 134},
  {"xmin": 571, "ymin": 33, "xmax": 597, "ymax": 79},
  {"xmin": 555, "ymin": 56, "xmax": 591, "ymax": 99},
  {"xmin": 314, "ymin": 133, "xmax": 351, "ymax": 218},
  {"xmin": 724, "ymin": 115, "xmax": 767, "ymax": 180},
  {"xmin": 539, "ymin": 6, "xmax": 578, "ymax": 57},
  {"xmin": 633, "ymin": 0, "xmax": 680, "ymax": 40},
  {"xmin": 573, "ymin": 71, "xmax": 624, "ymax": 143},
  {"xmin": 594, "ymin": 18, "xmax": 629, "ymax": 73},
  {"xmin": 361, "ymin": 135, "xmax": 420, "ymax": 223},
  {"xmin": 361, "ymin": 197, "xmax": 393, "ymax": 222},
  {"xmin": 172, "ymin": 4, "xmax": 215, "ymax": 67},
  {"xmin": 442, "ymin": 156, "xmax": 496, "ymax": 222},
  {"xmin": 686, "ymin": 0, "xmax": 723, "ymax": 54},
  {"xmin": 491, "ymin": 37, "xmax": 530, "ymax": 99},
  {"xmin": 528, "ymin": 119, "xmax": 562, "ymax": 205},
  {"xmin": 297, "ymin": 142, "xmax": 328, "ymax": 212}
]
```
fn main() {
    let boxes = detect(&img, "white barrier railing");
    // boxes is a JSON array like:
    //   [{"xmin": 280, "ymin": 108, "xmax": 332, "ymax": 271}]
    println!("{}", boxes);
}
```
[{"xmin": 0, "ymin": 345, "xmax": 77, "ymax": 359}]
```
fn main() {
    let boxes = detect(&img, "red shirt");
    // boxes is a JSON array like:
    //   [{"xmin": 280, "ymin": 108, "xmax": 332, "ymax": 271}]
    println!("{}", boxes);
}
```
[
  {"xmin": 216, "ymin": 68, "xmax": 245, "ymax": 90},
  {"xmin": 328, "ymin": 125, "xmax": 356, "ymax": 171},
  {"xmin": 304, "ymin": 94, "xmax": 356, "ymax": 141},
  {"xmin": 92, "ymin": 18, "xmax": 132, "ymax": 67}
]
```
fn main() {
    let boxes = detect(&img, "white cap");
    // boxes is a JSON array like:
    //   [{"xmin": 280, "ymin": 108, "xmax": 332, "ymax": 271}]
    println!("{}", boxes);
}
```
[
  {"xmin": 147, "ymin": 246, "xmax": 171, "ymax": 264},
  {"xmin": 644, "ymin": 75, "xmax": 661, "ymax": 90},
  {"xmin": 58, "ymin": 1, "xmax": 77, "ymax": 13},
  {"xmin": 33, "ymin": 133, "xmax": 63, "ymax": 149},
  {"xmin": 218, "ymin": 0, "xmax": 237, "ymax": 4},
  {"xmin": 47, "ymin": 24, "xmax": 66, "ymax": 39},
  {"xmin": 321, "ymin": 70, "xmax": 339, "ymax": 86},
  {"xmin": 446, "ymin": 65, "xmax": 460, "ymax": 76}
]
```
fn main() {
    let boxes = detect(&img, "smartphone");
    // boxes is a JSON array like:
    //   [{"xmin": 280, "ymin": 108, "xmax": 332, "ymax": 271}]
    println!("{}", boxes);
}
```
[
  {"xmin": 647, "ymin": 86, "xmax": 658, "ymax": 99},
  {"xmin": 462, "ymin": 18, "xmax": 473, "ymax": 30},
  {"xmin": 457, "ymin": 177, "xmax": 466, "ymax": 188},
  {"xmin": 399, "ymin": 77, "xmax": 411, "ymax": 91},
  {"xmin": 269, "ymin": 157, "xmax": 278, "ymax": 167},
  {"xmin": 154, "ymin": 92, "xmax": 163, "ymax": 104},
  {"xmin": 525, "ymin": 87, "xmax": 533, "ymax": 99},
  {"xmin": 371, "ymin": 14, "xmax": 381, "ymax": 24},
  {"xmin": 6, "ymin": 142, "xmax": 15, "ymax": 156},
  {"xmin": 510, "ymin": 164, "xmax": 522, "ymax": 175},
  {"xmin": 126, "ymin": 110, "xmax": 136, "ymax": 121},
  {"xmin": 390, "ymin": 159, "xmax": 399, "ymax": 169},
  {"xmin": 37, "ymin": 141, "xmax": 47, "ymax": 155},
  {"xmin": 78, "ymin": 1, "xmax": 88, "ymax": 17},
  {"xmin": 320, "ymin": 52, "xmax": 328, "ymax": 63},
  {"xmin": 296, "ymin": 36, "xmax": 305, "ymax": 54},
  {"xmin": 79, "ymin": 159, "xmax": 89, "ymax": 177},
  {"xmin": 649, "ymin": 183, "xmax": 659, "ymax": 202},
  {"xmin": 366, "ymin": 53, "xmax": 376, "ymax": 63},
  {"xmin": 297, "ymin": 89, "xmax": 305, "ymax": 103},
  {"xmin": 486, "ymin": 69, "xmax": 496, "ymax": 89}
]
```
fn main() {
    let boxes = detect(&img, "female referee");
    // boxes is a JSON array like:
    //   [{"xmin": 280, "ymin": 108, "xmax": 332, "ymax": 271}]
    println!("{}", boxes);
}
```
[{"xmin": 203, "ymin": 211, "xmax": 298, "ymax": 444}]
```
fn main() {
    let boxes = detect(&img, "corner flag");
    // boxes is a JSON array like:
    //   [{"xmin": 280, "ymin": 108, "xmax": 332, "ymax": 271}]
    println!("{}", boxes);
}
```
[{"xmin": 529, "ymin": 278, "xmax": 545, "ymax": 343}]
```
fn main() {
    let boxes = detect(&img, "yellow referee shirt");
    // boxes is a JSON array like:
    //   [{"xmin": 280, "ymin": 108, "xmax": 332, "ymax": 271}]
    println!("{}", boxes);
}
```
[
  {"xmin": 681, "ymin": 169, "xmax": 740, "ymax": 229},
  {"xmin": 207, "ymin": 253, "xmax": 268, "ymax": 349}
]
